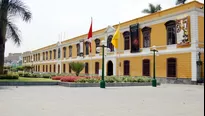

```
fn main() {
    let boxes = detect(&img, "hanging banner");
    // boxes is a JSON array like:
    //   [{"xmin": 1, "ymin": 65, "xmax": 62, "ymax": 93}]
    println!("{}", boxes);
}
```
[
  {"xmin": 130, "ymin": 23, "xmax": 140, "ymax": 53},
  {"xmin": 176, "ymin": 17, "xmax": 190, "ymax": 46}
]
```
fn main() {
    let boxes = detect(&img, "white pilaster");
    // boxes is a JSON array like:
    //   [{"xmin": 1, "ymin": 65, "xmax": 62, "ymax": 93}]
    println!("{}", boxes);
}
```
[
  {"xmin": 190, "ymin": 10, "xmax": 199, "ymax": 82},
  {"xmin": 191, "ymin": 51, "xmax": 198, "ymax": 81}
]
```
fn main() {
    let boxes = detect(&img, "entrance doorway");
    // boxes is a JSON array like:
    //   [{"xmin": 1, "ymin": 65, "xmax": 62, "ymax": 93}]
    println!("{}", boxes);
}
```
[{"xmin": 107, "ymin": 61, "xmax": 113, "ymax": 76}]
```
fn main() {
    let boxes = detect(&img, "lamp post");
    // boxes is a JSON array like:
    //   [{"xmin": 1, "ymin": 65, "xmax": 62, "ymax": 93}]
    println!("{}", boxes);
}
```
[
  {"xmin": 150, "ymin": 45, "xmax": 158, "ymax": 87},
  {"xmin": 97, "ymin": 40, "xmax": 110, "ymax": 88}
]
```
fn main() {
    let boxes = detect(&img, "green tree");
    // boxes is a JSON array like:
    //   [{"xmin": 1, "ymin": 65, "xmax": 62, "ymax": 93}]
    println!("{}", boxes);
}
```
[
  {"xmin": 16, "ymin": 66, "xmax": 24, "ymax": 71},
  {"xmin": 176, "ymin": 0, "xmax": 187, "ymax": 5},
  {"xmin": 142, "ymin": 3, "xmax": 162, "ymax": 14},
  {"xmin": 23, "ymin": 65, "xmax": 33, "ymax": 72},
  {"xmin": 0, "ymin": 0, "xmax": 32, "ymax": 74},
  {"xmin": 69, "ymin": 62, "xmax": 85, "ymax": 76}
]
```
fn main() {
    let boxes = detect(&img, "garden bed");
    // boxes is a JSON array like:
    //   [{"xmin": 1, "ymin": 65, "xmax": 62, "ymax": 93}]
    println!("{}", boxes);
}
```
[{"xmin": 59, "ymin": 82, "xmax": 160, "ymax": 87}]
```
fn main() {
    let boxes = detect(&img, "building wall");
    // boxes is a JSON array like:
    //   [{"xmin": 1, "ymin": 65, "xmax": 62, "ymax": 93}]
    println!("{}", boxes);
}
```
[
  {"xmin": 22, "ymin": 1, "xmax": 204, "ymax": 81},
  {"xmin": 198, "ymin": 16, "xmax": 204, "ymax": 48},
  {"xmin": 117, "ymin": 53, "xmax": 191, "ymax": 78}
]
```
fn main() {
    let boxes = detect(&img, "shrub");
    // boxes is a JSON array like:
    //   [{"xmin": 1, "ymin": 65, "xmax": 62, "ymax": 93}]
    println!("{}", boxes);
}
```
[
  {"xmin": 75, "ymin": 78, "xmax": 87, "ymax": 83},
  {"xmin": 60, "ymin": 76, "xmax": 81, "ymax": 82},
  {"xmin": 42, "ymin": 74, "xmax": 51, "ymax": 78},
  {"xmin": 76, "ymin": 77, "xmax": 100, "ymax": 83},
  {"xmin": 0, "ymin": 73, "xmax": 19, "ymax": 79},
  {"xmin": 18, "ymin": 72, "xmax": 24, "ymax": 77},
  {"xmin": 23, "ymin": 72, "xmax": 33, "ymax": 77},
  {"xmin": 86, "ymin": 78, "xmax": 100, "ymax": 83},
  {"xmin": 52, "ymin": 76, "xmax": 64, "ymax": 80},
  {"xmin": 3, "ymin": 69, "xmax": 9, "ymax": 75},
  {"xmin": 69, "ymin": 62, "xmax": 85, "ymax": 76},
  {"xmin": 33, "ymin": 73, "xmax": 42, "ymax": 78},
  {"xmin": 105, "ymin": 77, "xmax": 116, "ymax": 83}
]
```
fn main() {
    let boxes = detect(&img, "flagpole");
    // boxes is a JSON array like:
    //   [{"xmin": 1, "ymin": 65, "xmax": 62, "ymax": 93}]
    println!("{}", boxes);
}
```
[
  {"xmin": 118, "ymin": 22, "xmax": 121, "ymax": 78},
  {"xmin": 89, "ymin": 17, "xmax": 93, "ymax": 77}
]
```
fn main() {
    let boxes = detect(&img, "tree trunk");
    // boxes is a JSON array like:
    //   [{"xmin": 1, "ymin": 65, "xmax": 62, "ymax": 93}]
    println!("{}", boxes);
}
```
[
  {"xmin": 0, "ymin": 0, "xmax": 9, "ymax": 74},
  {"xmin": 0, "ymin": 43, "xmax": 5, "ymax": 74}
]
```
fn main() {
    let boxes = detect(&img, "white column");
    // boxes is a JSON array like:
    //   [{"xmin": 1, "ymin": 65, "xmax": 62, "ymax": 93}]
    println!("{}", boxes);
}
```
[
  {"xmin": 191, "ymin": 10, "xmax": 199, "ymax": 49},
  {"xmin": 190, "ymin": 10, "xmax": 199, "ymax": 82},
  {"xmin": 191, "ymin": 51, "xmax": 198, "ymax": 81}
]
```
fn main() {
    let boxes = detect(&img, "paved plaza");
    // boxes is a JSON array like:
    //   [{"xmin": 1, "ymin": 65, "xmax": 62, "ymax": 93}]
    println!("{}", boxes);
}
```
[{"xmin": 0, "ymin": 84, "xmax": 204, "ymax": 116}]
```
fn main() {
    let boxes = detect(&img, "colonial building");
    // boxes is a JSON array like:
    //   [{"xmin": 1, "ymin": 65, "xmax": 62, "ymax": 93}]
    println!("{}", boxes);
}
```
[{"xmin": 22, "ymin": 1, "xmax": 204, "ymax": 83}]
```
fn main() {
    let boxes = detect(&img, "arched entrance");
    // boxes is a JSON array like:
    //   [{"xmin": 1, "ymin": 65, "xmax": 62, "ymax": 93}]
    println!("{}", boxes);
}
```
[{"xmin": 107, "ymin": 61, "xmax": 113, "ymax": 76}]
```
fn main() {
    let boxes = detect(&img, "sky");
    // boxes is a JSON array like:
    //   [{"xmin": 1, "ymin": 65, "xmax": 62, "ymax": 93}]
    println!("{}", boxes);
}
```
[{"xmin": 5, "ymin": 0, "xmax": 204, "ymax": 57}]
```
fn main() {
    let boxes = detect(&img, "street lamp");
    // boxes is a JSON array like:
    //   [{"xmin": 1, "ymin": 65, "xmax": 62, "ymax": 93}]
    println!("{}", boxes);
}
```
[
  {"xmin": 150, "ymin": 45, "xmax": 158, "ymax": 87},
  {"xmin": 97, "ymin": 40, "xmax": 110, "ymax": 88}
]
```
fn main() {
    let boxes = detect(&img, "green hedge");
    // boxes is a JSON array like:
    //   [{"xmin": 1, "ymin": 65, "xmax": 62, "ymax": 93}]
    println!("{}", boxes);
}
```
[
  {"xmin": 75, "ymin": 76, "xmax": 152, "ymax": 83},
  {"xmin": 0, "ymin": 73, "xmax": 19, "ymax": 79}
]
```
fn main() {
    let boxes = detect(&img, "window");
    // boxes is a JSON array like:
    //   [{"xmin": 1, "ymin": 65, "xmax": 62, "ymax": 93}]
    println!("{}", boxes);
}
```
[
  {"xmin": 46, "ymin": 52, "xmax": 48, "ymax": 60},
  {"xmin": 53, "ymin": 64, "xmax": 56, "ymax": 73},
  {"xmin": 33, "ymin": 55, "xmax": 35, "ymax": 61},
  {"xmin": 69, "ymin": 63, "xmax": 72, "ymax": 73},
  {"xmin": 53, "ymin": 50, "xmax": 56, "ymax": 59},
  {"xmin": 143, "ymin": 59, "xmax": 150, "ymax": 76},
  {"xmin": 58, "ymin": 48, "xmax": 61, "ymax": 59},
  {"xmin": 123, "ymin": 31, "xmax": 130, "ymax": 50},
  {"xmin": 76, "ymin": 44, "xmax": 80, "ymax": 56},
  {"xmin": 167, "ymin": 58, "xmax": 177, "ymax": 77},
  {"xmin": 85, "ymin": 42, "xmax": 90, "ymax": 55},
  {"xmin": 69, "ymin": 46, "xmax": 72, "ymax": 57},
  {"xmin": 107, "ymin": 35, "xmax": 114, "ymax": 52},
  {"xmin": 46, "ymin": 65, "xmax": 48, "ymax": 72},
  {"xmin": 63, "ymin": 64, "xmax": 66, "ymax": 73},
  {"xmin": 38, "ymin": 65, "xmax": 40, "ymax": 72},
  {"xmin": 38, "ymin": 53, "xmax": 40, "ymax": 61},
  {"xmin": 165, "ymin": 21, "xmax": 177, "ymax": 45},
  {"xmin": 50, "ymin": 65, "xmax": 52, "ymax": 72},
  {"xmin": 142, "ymin": 27, "xmax": 151, "ymax": 48},
  {"xmin": 50, "ymin": 51, "xmax": 52, "ymax": 60},
  {"xmin": 85, "ymin": 63, "xmax": 89, "ymax": 74},
  {"xmin": 95, "ymin": 39, "xmax": 100, "ymax": 54},
  {"xmin": 95, "ymin": 62, "xmax": 100, "ymax": 74},
  {"xmin": 124, "ymin": 60, "xmax": 130, "ymax": 76},
  {"xmin": 63, "ymin": 47, "xmax": 66, "ymax": 58},
  {"xmin": 43, "ymin": 52, "xmax": 45, "ymax": 60},
  {"xmin": 43, "ymin": 65, "xmax": 45, "ymax": 72},
  {"xmin": 36, "ymin": 54, "xmax": 38, "ymax": 61}
]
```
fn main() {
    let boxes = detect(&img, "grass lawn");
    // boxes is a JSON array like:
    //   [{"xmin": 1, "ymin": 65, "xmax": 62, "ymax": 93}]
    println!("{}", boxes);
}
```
[{"xmin": 0, "ymin": 77, "xmax": 59, "ymax": 82}]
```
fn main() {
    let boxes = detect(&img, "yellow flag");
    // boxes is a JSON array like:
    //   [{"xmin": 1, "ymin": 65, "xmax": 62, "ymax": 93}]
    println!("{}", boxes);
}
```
[{"xmin": 111, "ymin": 25, "xmax": 120, "ymax": 49}]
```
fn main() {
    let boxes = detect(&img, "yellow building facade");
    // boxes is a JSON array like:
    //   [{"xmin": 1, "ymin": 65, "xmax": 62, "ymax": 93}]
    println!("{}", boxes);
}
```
[{"xmin": 23, "ymin": 1, "xmax": 204, "ymax": 83}]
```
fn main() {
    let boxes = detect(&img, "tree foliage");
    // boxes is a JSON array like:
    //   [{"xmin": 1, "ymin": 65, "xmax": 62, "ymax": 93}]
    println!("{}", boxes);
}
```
[
  {"xmin": 142, "ymin": 3, "xmax": 162, "ymax": 14},
  {"xmin": 69, "ymin": 62, "xmax": 85, "ymax": 76},
  {"xmin": 0, "ymin": 0, "xmax": 32, "ymax": 74},
  {"xmin": 176, "ymin": 0, "xmax": 187, "ymax": 5}
]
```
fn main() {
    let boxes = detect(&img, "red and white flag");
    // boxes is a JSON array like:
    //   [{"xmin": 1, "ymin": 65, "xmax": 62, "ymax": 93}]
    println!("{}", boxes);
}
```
[{"xmin": 87, "ymin": 18, "xmax": 93, "ymax": 53}]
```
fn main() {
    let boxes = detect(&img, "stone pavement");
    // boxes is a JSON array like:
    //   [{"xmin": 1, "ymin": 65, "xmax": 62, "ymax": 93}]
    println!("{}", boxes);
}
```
[{"xmin": 0, "ymin": 84, "xmax": 204, "ymax": 116}]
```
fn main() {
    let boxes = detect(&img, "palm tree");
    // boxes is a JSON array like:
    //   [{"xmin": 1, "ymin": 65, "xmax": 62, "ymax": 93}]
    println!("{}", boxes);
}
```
[
  {"xmin": 0, "ymin": 0, "xmax": 32, "ymax": 74},
  {"xmin": 176, "ymin": 0, "xmax": 187, "ymax": 5},
  {"xmin": 142, "ymin": 3, "xmax": 162, "ymax": 14}
]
